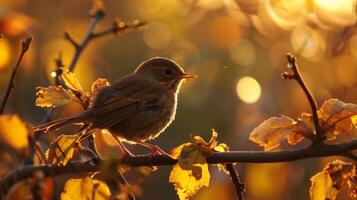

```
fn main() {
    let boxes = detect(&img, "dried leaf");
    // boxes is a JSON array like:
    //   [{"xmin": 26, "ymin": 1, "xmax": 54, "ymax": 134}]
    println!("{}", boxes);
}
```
[
  {"xmin": 60, "ymin": 66, "xmax": 83, "ymax": 93},
  {"xmin": 320, "ymin": 99, "xmax": 357, "ymax": 138},
  {"xmin": 91, "ymin": 78, "xmax": 110, "ymax": 95},
  {"xmin": 324, "ymin": 160, "xmax": 355, "ymax": 190},
  {"xmin": 169, "ymin": 143, "xmax": 210, "ymax": 200},
  {"xmin": 36, "ymin": 86, "xmax": 74, "ymax": 108},
  {"xmin": 45, "ymin": 134, "xmax": 78, "ymax": 165},
  {"xmin": 60, "ymin": 177, "xmax": 110, "ymax": 200},
  {"xmin": 214, "ymin": 143, "xmax": 230, "ymax": 175},
  {"xmin": 287, "ymin": 132, "xmax": 305, "ymax": 145},
  {"xmin": 249, "ymin": 115, "xmax": 295, "ymax": 151},
  {"xmin": 310, "ymin": 172, "xmax": 337, "ymax": 200},
  {"xmin": 0, "ymin": 114, "xmax": 32, "ymax": 151},
  {"xmin": 310, "ymin": 160, "xmax": 356, "ymax": 200}
]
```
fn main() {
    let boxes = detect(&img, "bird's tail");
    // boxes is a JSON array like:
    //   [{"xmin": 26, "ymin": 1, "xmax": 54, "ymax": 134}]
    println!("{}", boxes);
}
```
[{"xmin": 35, "ymin": 115, "xmax": 84, "ymax": 133}]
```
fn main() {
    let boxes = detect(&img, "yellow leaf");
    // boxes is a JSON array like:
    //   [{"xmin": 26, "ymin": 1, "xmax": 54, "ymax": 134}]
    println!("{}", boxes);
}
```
[
  {"xmin": 60, "ymin": 177, "xmax": 110, "ymax": 200},
  {"xmin": 310, "ymin": 160, "xmax": 355, "ymax": 200},
  {"xmin": 60, "ymin": 66, "xmax": 83, "ymax": 93},
  {"xmin": 0, "ymin": 114, "xmax": 31, "ymax": 151},
  {"xmin": 249, "ymin": 115, "xmax": 295, "ymax": 151},
  {"xmin": 324, "ymin": 160, "xmax": 355, "ymax": 190},
  {"xmin": 320, "ymin": 99, "xmax": 357, "ymax": 138},
  {"xmin": 36, "ymin": 86, "xmax": 74, "ymax": 108},
  {"xmin": 287, "ymin": 132, "xmax": 305, "ymax": 145},
  {"xmin": 310, "ymin": 172, "xmax": 337, "ymax": 200},
  {"xmin": 214, "ymin": 143, "xmax": 229, "ymax": 152},
  {"xmin": 214, "ymin": 143, "xmax": 230, "ymax": 174},
  {"xmin": 45, "ymin": 134, "xmax": 78, "ymax": 165},
  {"xmin": 91, "ymin": 78, "xmax": 110, "ymax": 95},
  {"xmin": 169, "ymin": 143, "xmax": 210, "ymax": 200}
]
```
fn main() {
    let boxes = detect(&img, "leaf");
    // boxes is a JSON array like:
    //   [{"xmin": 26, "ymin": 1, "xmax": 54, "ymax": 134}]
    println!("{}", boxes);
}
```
[
  {"xmin": 310, "ymin": 160, "xmax": 356, "ymax": 200},
  {"xmin": 320, "ymin": 99, "xmax": 357, "ymax": 138},
  {"xmin": 91, "ymin": 78, "xmax": 110, "ymax": 95},
  {"xmin": 324, "ymin": 160, "xmax": 355, "ymax": 190},
  {"xmin": 310, "ymin": 172, "xmax": 337, "ymax": 200},
  {"xmin": 214, "ymin": 143, "xmax": 230, "ymax": 175},
  {"xmin": 169, "ymin": 143, "xmax": 210, "ymax": 200},
  {"xmin": 36, "ymin": 86, "xmax": 74, "ymax": 107},
  {"xmin": 287, "ymin": 132, "xmax": 305, "ymax": 145},
  {"xmin": 45, "ymin": 134, "xmax": 78, "ymax": 165},
  {"xmin": 60, "ymin": 66, "xmax": 83, "ymax": 93},
  {"xmin": 249, "ymin": 115, "xmax": 296, "ymax": 151},
  {"xmin": 60, "ymin": 177, "xmax": 110, "ymax": 200},
  {"xmin": 0, "ymin": 114, "xmax": 32, "ymax": 151}
]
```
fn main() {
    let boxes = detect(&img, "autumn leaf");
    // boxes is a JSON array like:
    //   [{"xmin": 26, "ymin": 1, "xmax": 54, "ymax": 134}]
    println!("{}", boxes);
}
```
[
  {"xmin": 60, "ymin": 177, "xmax": 110, "ymax": 200},
  {"xmin": 36, "ymin": 86, "xmax": 75, "ymax": 107},
  {"xmin": 310, "ymin": 160, "xmax": 356, "ymax": 200},
  {"xmin": 214, "ymin": 143, "xmax": 230, "ymax": 175},
  {"xmin": 169, "ymin": 143, "xmax": 210, "ymax": 200},
  {"xmin": 60, "ymin": 66, "xmax": 83, "ymax": 93},
  {"xmin": 0, "ymin": 114, "xmax": 32, "ymax": 151},
  {"xmin": 45, "ymin": 134, "xmax": 78, "ymax": 165},
  {"xmin": 319, "ymin": 99, "xmax": 357, "ymax": 138},
  {"xmin": 91, "ymin": 78, "xmax": 110, "ymax": 95},
  {"xmin": 250, "ymin": 115, "xmax": 300, "ymax": 151},
  {"xmin": 310, "ymin": 172, "xmax": 337, "ymax": 200}
]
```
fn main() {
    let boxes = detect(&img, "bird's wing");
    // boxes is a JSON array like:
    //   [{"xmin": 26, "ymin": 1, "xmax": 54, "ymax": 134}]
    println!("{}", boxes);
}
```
[{"xmin": 91, "ymin": 76, "xmax": 165, "ymax": 129}]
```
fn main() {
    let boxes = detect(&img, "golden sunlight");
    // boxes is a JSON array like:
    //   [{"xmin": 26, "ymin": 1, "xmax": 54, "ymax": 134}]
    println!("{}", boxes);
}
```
[
  {"xmin": 236, "ymin": 76, "xmax": 261, "ymax": 104},
  {"xmin": 0, "ymin": 39, "xmax": 11, "ymax": 70}
]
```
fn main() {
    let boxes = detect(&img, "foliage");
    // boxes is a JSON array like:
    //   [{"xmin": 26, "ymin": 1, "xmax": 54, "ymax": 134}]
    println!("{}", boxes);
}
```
[
  {"xmin": 169, "ymin": 131, "xmax": 229, "ymax": 200},
  {"xmin": 3, "ymin": 0, "xmax": 357, "ymax": 200}
]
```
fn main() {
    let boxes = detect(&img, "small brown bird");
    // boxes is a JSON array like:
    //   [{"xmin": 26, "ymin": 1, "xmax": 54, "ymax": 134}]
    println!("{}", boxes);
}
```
[{"xmin": 36, "ymin": 57, "xmax": 196, "ymax": 157}]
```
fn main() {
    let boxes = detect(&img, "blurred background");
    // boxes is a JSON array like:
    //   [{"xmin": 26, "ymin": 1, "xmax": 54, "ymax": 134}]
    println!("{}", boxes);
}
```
[{"xmin": 0, "ymin": 0, "xmax": 357, "ymax": 199}]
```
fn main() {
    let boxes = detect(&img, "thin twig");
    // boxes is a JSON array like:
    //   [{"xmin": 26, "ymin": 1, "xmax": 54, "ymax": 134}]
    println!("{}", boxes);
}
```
[
  {"xmin": 3, "ymin": 139, "xmax": 357, "ymax": 196},
  {"xmin": 226, "ymin": 164, "xmax": 245, "ymax": 200},
  {"xmin": 0, "ymin": 36, "xmax": 32, "ymax": 114},
  {"xmin": 283, "ymin": 53, "xmax": 322, "ymax": 142},
  {"xmin": 91, "ymin": 19, "xmax": 145, "ymax": 38},
  {"xmin": 68, "ymin": 10, "xmax": 104, "ymax": 72}
]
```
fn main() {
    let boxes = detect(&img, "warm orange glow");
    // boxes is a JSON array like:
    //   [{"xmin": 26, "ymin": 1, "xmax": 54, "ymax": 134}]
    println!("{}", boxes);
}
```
[
  {"xmin": 236, "ymin": 76, "xmax": 261, "ymax": 103},
  {"xmin": 0, "ymin": 39, "xmax": 11, "ymax": 70},
  {"xmin": 143, "ymin": 21, "xmax": 172, "ymax": 49},
  {"xmin": 208, "ymin": 16, "xmax": 240, "ymax": 49},
  {"xmin": 314, "ymin": 0, "xmax": 356, "ymax": 26},
  {"xmin": 229, "ymin": 39, "xmax": 256, "ymax": 66},
  {"xmin": 290, "ymin": 24, "xmax": 326, "ymax": 60}
]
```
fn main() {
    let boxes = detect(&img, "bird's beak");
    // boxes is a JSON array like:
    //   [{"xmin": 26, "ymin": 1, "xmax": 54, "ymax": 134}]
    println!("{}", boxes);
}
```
[{"xmin": 181, "ymin": 73, "xmax": 198, "ymax": 79}]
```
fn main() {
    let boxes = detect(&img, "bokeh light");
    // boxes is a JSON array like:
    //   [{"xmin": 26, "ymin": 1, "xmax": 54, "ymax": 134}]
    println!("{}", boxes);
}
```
[
  {"xmin": 229, "ymin": 39, "xmax": 256, "ymax": 67},
  {"xmin": 314, "ymin": 0, "xmax": 356, "ymax": 26},
  {"xmin": 143, "ymin": 21, "xmax": 172, "ymax": 50},
  {"xmin": 236, "ymin": 76, "xmax": 261, "ymax": 104},
  {"xmin": 207, "ymin": 16, "xmax": 240, "ymax": 49},
  {"xmin": 336, "ymin": 55, "xmax": 357, "ymax": 87},
  {"xmin": 0, "ymin": 38, "xmax": 11, "ymax": 70},
  {"xmin": 290, "ymin": 24, "xmax": 326, "ymax": 60}
]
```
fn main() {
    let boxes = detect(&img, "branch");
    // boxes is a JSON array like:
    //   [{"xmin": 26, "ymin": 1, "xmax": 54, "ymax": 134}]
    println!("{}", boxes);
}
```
[
  {"xmin": 67, "ymin": 10, "xmax": 104, "ymax": 72},
  {"xmin": 282, "ymin": 53, "xmax": 322, "ymax": 142},
  {"xmin": 0, "ymin": 36, "xmax": 32, "ymax": 114},
  {"xmin": 91, "ymin": 18, "xmax": 145, "ymax": 38},
  {"xmin": 3, "ymin": 139, "xmax": 357, "ymax": 196},
  {"xmin": 226, "ymin": 164, "xmax": 245, "ymax": 200}
]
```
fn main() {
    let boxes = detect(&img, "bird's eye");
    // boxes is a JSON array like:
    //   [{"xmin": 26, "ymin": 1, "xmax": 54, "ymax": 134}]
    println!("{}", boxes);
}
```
[{"xmin": 163, "ymin": 67, "xmax": 173, "ymax": 76}]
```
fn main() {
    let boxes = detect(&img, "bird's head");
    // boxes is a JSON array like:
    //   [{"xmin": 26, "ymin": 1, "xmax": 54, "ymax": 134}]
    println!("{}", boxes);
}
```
[{"xmin": 135, "ymin": 57, "xmax": 197, "ymax": 91}]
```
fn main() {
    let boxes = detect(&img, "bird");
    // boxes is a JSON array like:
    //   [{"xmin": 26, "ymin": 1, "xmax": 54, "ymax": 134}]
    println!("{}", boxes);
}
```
[{"xmin": 35, "ymin": 57, "xmax": 197, "ymax": 157}]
